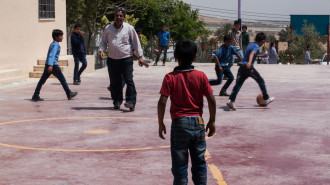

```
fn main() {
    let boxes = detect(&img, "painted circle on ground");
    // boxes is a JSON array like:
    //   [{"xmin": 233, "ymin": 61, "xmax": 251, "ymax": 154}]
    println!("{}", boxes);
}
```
[{"xmin": 0, "ymin": 117, "xmax": 173, "ymax": 152}]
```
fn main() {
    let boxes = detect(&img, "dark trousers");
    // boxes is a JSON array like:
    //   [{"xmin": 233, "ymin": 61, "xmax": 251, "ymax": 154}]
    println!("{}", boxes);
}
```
[
  {"xmin": 73, "ymin": 55, "xmax": 88, "ymax": 81},
  {"xmin": 107, "ymin": 57, "xmax": 136, "ymax": 106},
  {"xmin": 209, "ymin": 65, "xmax": 234, "ymax": 92},
  {"xmin": 171, "ymin": 117, "xmax": 207, "ymax": 185},
  {"xmin": 33, "ymin": 65, "xmax": 71, "ymax": 96},
  {"xmin": 229, "ymin": 65, "xmax": 269, "ymax": 102},
  {"xmin": 155, "ymin": 46, "xmax": 168, "ymax": 64}
]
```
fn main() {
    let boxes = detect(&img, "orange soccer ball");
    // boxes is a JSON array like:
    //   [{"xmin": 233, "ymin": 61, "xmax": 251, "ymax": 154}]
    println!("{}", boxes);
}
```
[{"xmin": 256, "ymin": 93, "xmax": 266, "ymax": 106}]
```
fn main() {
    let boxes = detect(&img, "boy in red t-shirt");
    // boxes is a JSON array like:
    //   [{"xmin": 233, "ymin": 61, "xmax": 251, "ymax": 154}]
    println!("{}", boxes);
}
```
[{"xmin": 157, "ymin": 39, "xmax": 216, "ymax": 185}]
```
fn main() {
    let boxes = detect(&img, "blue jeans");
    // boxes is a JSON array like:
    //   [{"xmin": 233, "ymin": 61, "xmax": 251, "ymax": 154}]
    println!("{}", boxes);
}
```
[
  {"xmin": 228, "ymin": 49, "xmax": 244, "ymax": 69},
  {"xmin": 209, "ymin": 65, "xmax": 234, "ymax": 92},
  {"xmin": 34, "ymin": 65, "xmax": 71, "ymax": 96},
  {"xmin": 73, "ymin": 55, "xmax": 87, "ymax": 81},
  {"xmin": 107, "ymin": 57, "xmax": 136, "ymax": 106},
  {"xmin": 229, "ymin": 65, "xmax": 269, "ymax": 102},
  {"xmin": 171, "ymin": 117, "xmax": 207, "ymax": 185}
]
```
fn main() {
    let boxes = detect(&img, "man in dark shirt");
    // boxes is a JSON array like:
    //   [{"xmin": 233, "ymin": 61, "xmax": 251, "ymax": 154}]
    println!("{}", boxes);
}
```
[{"xmin": 71, "ymin": 23, "xmax": 87, "ymax": 85}]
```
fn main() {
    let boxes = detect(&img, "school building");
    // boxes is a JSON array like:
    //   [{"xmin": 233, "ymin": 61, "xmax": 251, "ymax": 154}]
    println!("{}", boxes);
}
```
[{"xmin": 0, "ymin": 0, "xmax": 94, "ymax": 85}]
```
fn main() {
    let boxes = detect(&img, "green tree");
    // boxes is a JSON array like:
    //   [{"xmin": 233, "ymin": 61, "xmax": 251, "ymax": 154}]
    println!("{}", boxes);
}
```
[
  {"xmin": 214, "ymin": 23, "xmax": 232, "ymax": 42},
  {"xmin": 266, "ymin": 33, "xmax": 276, "ymax": 43},
  {"xmin": 279, "ymin": 26, "xmax": 291, "ymax": 42},
  {"xmin": 289, "ymin": 20, "xmax": 325, "ymax": 64}
]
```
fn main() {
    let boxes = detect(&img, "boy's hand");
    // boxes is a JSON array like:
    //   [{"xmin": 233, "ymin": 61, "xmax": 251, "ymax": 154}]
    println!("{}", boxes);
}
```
[
  {"xmin": 246, "ymin": 63, "xmax": 251, "ymax": 69},
  {"xmin": 219, "ymin": 66, "xmax": 223, "ymax": 72},
  {"xmin": 47, "ymin": 66, "xmax": 53, "ymax": 73},
  {"xmin": 138, "ymin": 58, "xmax": 149, "ymax": 68},
  {"xmin": 206, "ymin": 121, "xmax": 216, "ymax": 137},
  {"xmin": 99, "ymin": 51, "xmax": 105, "ymax": 60},
  {"xmin": 159, "ymin": 122, "xmax": 166, "ymax": 139}
]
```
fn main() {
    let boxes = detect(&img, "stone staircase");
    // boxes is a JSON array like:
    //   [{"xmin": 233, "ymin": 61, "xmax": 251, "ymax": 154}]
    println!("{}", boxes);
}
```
[
  {"xmin": 0, "ymin": 69, "xmax": 25, "ymax": 84},
  {"xmin": 29, "ymin": 59, "xmax": 68, "ymax": 78}
]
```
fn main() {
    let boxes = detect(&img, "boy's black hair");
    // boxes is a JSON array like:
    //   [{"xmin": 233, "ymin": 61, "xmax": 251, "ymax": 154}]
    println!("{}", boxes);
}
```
[
  {"xmin": 74, "ymin": 23, "xmax": 82, "ymax": 29},
  {"xmin": 234, "ymin": 20, "xmax": 240, "ymax": 25},
  {"xmin": 224, "ymin": 35, "xmax": 232, "ymax": 42},
  {"xmin": 135, "ymin": 28, "xmax": 142, "ymax": 34},
  {"xmin": 174, "ymin": 39, "xmax": 197, "ymax": 66},
  {"xmin": 52, "ymin": 29, "xmax": 63, "ymax": 40},
  {"xmin": 162, "ymin": 24, "xmax": 167, "ymax": 27},
  {"xmin": 270, "ymin": 42, "xmax": 275, "ymax": 47},
  {"xmin": 115, "ymin": 7, "xmax": 126, "ymax": 17},
  {"xmin": 242, "ymin": 25, "xmax": 247, "ymax": 29},
  {"xmin": 255, "ymin": 32, "xmax": 266, "ymax": 42},
  {"xmin": 307, "ymin": 45, "xmax": 310, "ymax": 48}
]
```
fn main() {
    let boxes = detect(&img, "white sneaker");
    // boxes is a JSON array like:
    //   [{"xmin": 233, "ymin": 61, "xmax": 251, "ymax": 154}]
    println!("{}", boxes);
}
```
[
  {"xmin": 265, "ymin": 97, "xmax": 275, "ymax": 106},
  {"xmin": 227, "ymin": 100, "xmax": 236, "ymax": 110}
]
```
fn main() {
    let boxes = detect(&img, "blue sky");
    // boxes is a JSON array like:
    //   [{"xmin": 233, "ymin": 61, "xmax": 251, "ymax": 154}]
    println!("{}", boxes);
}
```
[{"xmin": 182, "ymin": 0, "xmax": 330, "ymax": 22}]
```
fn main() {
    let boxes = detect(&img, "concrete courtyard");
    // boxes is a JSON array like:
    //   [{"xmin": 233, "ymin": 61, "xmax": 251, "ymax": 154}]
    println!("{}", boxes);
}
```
[{"xmin": 0, "ymin": 62, "xmax": 329, "ymax": 185}]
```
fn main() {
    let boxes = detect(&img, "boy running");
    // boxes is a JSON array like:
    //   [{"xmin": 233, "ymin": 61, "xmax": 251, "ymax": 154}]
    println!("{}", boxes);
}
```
[
  {"xmin": 209, "ymin": 35, "xmax": 242, "ymax": 96},
  {"xmin": 227, "ymin": 32, "xmax": 275, "ymax": 110}
]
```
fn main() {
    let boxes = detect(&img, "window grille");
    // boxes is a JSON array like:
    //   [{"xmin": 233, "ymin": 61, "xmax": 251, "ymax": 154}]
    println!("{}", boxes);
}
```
[{"xmin": 39, "ymin": 0, "xmax": 55, "ymax": 19}]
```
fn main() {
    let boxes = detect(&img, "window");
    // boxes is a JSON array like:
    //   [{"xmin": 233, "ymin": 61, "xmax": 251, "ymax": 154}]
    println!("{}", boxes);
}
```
[{"xmin": 39, "ymin": 0, "xmax": 55, "ymax": 19}]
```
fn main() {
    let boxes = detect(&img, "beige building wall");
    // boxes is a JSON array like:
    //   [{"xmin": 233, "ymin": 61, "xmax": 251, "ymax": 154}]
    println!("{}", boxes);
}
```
[{"xmin": 0, "ymin": 0, "xmax": 67, "ymax": 76}]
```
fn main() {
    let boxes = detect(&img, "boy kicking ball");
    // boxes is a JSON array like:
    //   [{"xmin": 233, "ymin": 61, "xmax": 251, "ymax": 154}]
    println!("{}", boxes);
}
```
[
  {"xmin": 227, "ymin": 32, "xmax": 275, "ymax": 110},
  {"xmin": 157, "ymin": 39, "xmax": 216, "ymax": 184}
]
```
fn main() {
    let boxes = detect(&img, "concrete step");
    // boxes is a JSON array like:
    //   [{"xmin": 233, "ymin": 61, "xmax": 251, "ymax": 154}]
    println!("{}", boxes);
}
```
[
  {"xmin": 0, "ymin": 69, "xmax": 25, "ymax": 85},
  {"xmin": 33, "ymin": 65, "xmax": 64, "ymax": 72},
  {"xmin": 0, "ymin": 69, "xmax": 23, "ymax": 79},
  {"xmin": 37, "ymin": 59, "xmax": 69, "ymax": 66},
  {"xmin": 29, "ymin": 71, "xmax": 56, "ymax": 78}
]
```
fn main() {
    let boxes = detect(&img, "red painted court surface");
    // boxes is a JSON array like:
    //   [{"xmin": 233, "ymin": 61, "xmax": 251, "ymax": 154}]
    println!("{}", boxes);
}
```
[{"xmin": 0, "ymin": 63, "xmax": 330, "ymax": 185}]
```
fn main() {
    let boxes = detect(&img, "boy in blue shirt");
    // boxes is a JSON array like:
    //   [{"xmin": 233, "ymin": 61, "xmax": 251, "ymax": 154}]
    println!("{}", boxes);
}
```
[
  {"xmin": 209, "ymin": 35, "xmax": 242, "ymax": 96},
  {"xmin": 32, "ymin": 29, "xmax": 78, "ymax": 101},
  {"xmin": 154, "ymin": 24, "xmax": 171, "ymax": 66},
  {"xmin": 227, "ymin": 32, "xmax": 274, "ymax": 110}
]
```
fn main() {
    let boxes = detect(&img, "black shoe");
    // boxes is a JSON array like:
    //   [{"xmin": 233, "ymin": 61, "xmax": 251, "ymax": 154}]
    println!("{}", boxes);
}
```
[
  {"xmin": 32, "ymin": 95, "xmax": 43, "ymax": 102},
  {"xmin": 124, "ymin": 103, "xmax": 135, "ymax": 111},
  {"xmin": 67, "ymin": 91, "xmax": 78, "ymax": 100},
  {"xmin": 219, "ymin": 91, "xmax": 230, "ymax": 96},
  {"xmin": 223, "ymin": 76, "xmax": 228, "ymax": 80},
  {"xmin": 114, "ymin": 103, "xmax": 121, "ymax": 110},
  {"xmin": 153, "ymin": 62, "xmax": 157, "ymax": 66},
  {"xmin": 78, "ymin": 76, "xmax": 81, "ymax": 83},
  {"xmin": 73, "ymin": 81, "xmax": 80, "ymax": 85}
]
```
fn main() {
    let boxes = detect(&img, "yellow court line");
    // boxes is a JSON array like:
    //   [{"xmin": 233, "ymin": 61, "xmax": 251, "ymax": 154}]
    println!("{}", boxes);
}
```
[{"xmin": 205, "ymin": 149, "xmax": 228, "ymax": 185}]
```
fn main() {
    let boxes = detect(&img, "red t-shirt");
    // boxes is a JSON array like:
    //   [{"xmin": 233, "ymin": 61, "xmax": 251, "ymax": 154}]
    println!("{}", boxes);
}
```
[{"xmin": 160, "ymin": 69, "xmax": 213, "ymax": 119}]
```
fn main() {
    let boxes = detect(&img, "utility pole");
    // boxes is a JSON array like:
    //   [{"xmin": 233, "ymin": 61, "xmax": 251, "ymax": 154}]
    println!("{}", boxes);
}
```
[{"xmin": 238, "ymin": 0, "xmax": 242, "ymax": 30}]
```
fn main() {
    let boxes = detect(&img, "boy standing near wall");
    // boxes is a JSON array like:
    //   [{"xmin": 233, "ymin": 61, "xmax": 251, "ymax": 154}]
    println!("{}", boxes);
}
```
[
  {"xmin": 32, "ymin": 29, "xmax": 78, "ymax": 101},
  {"xmin": 157, "ymin": 39, "xmax": 216, "ymax": 185},
  {"xmin": 71, "ymin": 23, "xmax": 87, "ymax": 85}
]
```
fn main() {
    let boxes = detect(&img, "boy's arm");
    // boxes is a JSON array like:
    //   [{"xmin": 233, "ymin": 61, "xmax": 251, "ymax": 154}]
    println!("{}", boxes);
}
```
[
  {"xmin": 157, "ymin": 95, "xmax": 168, "ymax": 139},
  {"xmin": 236, "ymin": 53, "xmax": 243, "ymax": 62},
  {"xmin": 46, "ymin": 44, "xmax": 60, "ymax": 73},
  {"xmin": 205, "ymin": 94, "xmax": 216, "ymax": 137},
  {"xmin": 246, "ymin": 51, "xmax": 255, "ymax": 69},
  {"xmin": 214, "ymin": 55, "xmax": 223, "ymax": 72}
]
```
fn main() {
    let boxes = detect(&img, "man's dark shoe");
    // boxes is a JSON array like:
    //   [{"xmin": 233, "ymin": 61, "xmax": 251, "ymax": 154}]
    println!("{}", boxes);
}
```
[
  {"xmin": 78, "ymin": 76, "xmax": 81, "ymax": 83},
  {"xmin": 114, "ymin": 103, "xmax": 121, "ymax": 110},
  {"xmin": 32, "ymin": 95, "xmax": 43, "ymax": 102},
  {"xmin": 153, "ymin": 62, "xmax": 157, "ymax": 66},
  {"xmin": 67, "ymin": 91, "xmax": 78, "ymax": 100},
  {"xmin": 124, "ymin": 103, "xmax": 135, "ymax": 111},
  {"xmin": 107, "ymin": 86, "xmax": 111, "ymax": 91},
  {"xmin": 73, "ymin": 81, "xmax": 80, "ymax": 85},
  {"xmin": 219, "ymin": 91, "xmax": 230, "ymax": 96}
]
